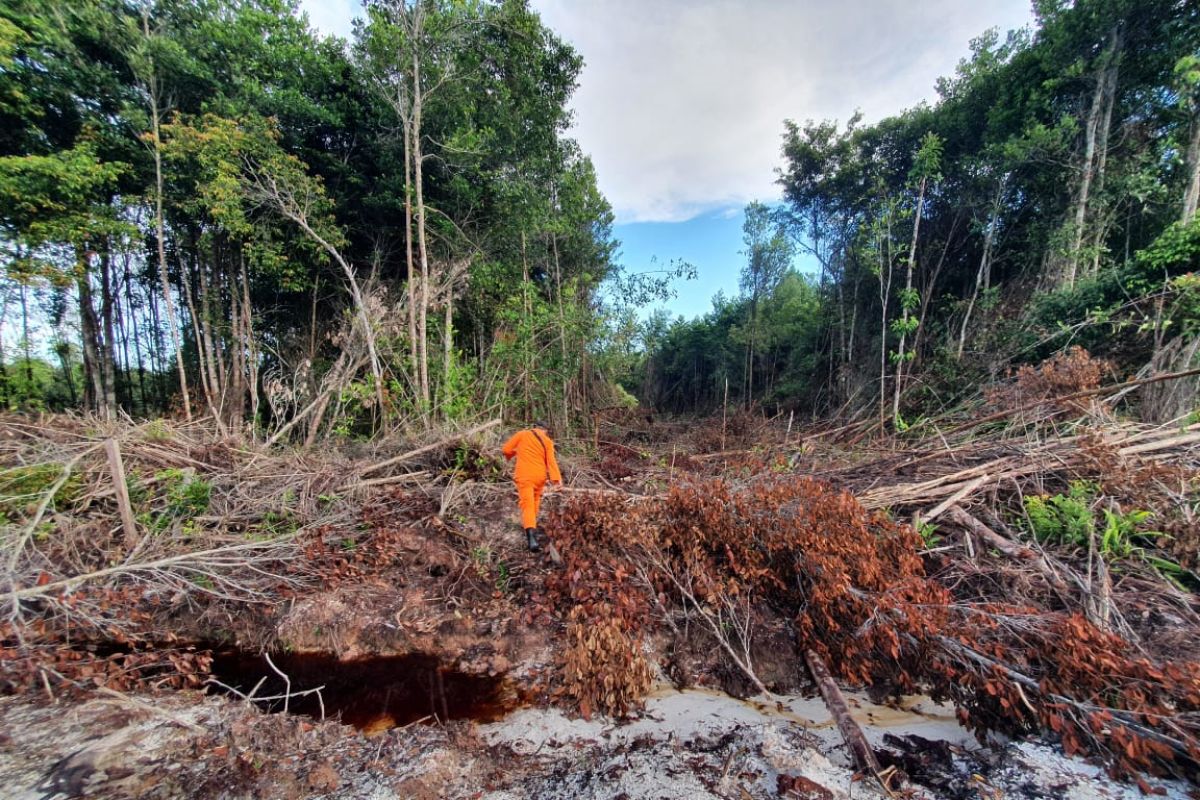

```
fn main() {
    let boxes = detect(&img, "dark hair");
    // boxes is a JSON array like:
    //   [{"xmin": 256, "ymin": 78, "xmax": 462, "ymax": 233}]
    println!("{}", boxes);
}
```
[{"xmin": 531, "ymin": 420, "xmax": 549, "ymax": 431}]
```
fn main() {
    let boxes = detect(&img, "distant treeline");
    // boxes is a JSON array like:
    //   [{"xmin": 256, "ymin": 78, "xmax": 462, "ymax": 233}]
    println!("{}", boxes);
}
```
[{"xmin": 639, "ymin": 0, "xmax": 1200, "ymax": 425}]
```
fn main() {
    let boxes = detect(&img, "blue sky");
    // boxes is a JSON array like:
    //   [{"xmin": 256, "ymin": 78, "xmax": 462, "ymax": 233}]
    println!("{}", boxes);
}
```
[
  {"xmin": 615, "ymin": 207, "xmax": 831, "ymax": 321},
  {"xmin": 300, "ymin": 0, "xmax": 1036, "ymax": 321},
  {"xmin": 615, "ymin": 209, "xmax": 747, "ymax": 321}
]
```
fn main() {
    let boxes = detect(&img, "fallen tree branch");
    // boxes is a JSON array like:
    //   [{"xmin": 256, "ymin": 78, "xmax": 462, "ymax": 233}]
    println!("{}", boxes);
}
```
[
  {"xmin": 353, "ymin": 418, "xmax": 501, "ymax": 484},
  {"xmin": 945, "ymin": 506, "xmax": 1071, "ymax": 593},
  {"xmin": 945, "ymin": 506, "xmax": 1034, "ymax": 561},
  {"xmin": 6, "ymin": 533, "xmax": 305, "ymax": 604},
  {"xmin": 921, "ymin": 475, "xmax": 990, "ymax": 524},
  {"xmin": 804, "ymin": 648, "xmax": 897, "ymax": 795},
  {"xmin": 940, "ymin": 367, "xmax": 1200, "ymax": 437}
]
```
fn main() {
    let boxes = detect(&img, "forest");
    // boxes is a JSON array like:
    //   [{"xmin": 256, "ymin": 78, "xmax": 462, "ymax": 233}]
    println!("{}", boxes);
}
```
[
  {"xmin": 2, "ymin": 1, "xmax": 1200, "ymax": 799},
  {"xmin": 0, "ymin": 0, "xmax": 628, "ymax": 437},
  {"xmin": 1, "ymin": 0, "xmax": 1199, "ymax": 437}
]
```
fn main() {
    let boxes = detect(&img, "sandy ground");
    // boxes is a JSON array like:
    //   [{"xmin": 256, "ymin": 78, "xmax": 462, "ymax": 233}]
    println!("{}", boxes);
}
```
[{"xmin": 3, "ymin": 683, "xmax": 1193, "ymax": 800}]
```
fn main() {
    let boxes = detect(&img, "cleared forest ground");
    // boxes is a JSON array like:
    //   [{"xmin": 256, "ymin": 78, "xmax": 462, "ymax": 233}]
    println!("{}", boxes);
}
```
[{"xmin": 1, "ymin": 389, "xmax": 1198, "ymax": 798}]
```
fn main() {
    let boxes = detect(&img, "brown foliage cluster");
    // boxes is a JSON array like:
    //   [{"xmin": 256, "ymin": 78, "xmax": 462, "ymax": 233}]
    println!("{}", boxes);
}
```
[
  {"xmin": 595, "ymin": 442, "xmax": 640, "ymax": 481},
  {"xmin": 302, "ymin": 525, "xmax": 411, "ymax": 591},
  {"xmin": 541, "ymin": 478, "xmax": 945, "ymax": 712},
  {"xmin": 986, "ymin": 347, "xmax": 1110, "ymax": 413},
  {"xmin": 540, "ymin": 476, "xmax": 1200, "ymax": 782},
  {"xmin": 0, "ymin": 639, "xmax": 212, "ymax": 698},
  {"xmin": 0, "ymin": 581, "xmax": 218, "ymax": 698},
  {"xmin": 561, "ymin": 607, "xmax": 653, "ymax": 719},
  {"xmin": 937, "ymin": 612, "xmax": 1200, "ymax": 784},
  {"xmin": 538, "ymin": 494, "xmax": 656, "ymax": 717},
  {"xmin": 1075, "ymin": 429, "xmax": 1191, "ymax": 503}
]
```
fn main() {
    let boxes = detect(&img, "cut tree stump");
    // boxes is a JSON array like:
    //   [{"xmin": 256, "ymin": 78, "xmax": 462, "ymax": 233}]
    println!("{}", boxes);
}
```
[{"xmin": 104, "ymin": 439, "xmax": 139, "ymax": 550}]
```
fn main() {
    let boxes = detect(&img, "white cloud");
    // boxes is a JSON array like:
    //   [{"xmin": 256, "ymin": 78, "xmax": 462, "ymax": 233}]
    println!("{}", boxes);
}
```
[
  {"xmin": 532, "ymin": 0, "xmax": 1034, "ymax": 222},
  {"xmin": 298, "ymin": 0, "xmax": 358, "ymax": 41},
  {"xmin": 298, "ymin": 0, "xmax": 1035, "ymax": 223}
]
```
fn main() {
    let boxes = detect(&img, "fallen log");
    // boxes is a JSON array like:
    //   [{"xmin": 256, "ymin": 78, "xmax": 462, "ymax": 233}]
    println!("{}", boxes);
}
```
[
  {"xmin": 804, "ymin": 649, "xmax": 898, "ymax": 795},
  {"xmin": 944, "ymin": 506, "xmax": 1071, "ymax": 593},
  {"xmin": 945, "ymin": 506, "xmax": 1033, "ymax": 561},
  {"xmin": 353, "ymin": 419, "xmax": 502, "ymax": 483}
]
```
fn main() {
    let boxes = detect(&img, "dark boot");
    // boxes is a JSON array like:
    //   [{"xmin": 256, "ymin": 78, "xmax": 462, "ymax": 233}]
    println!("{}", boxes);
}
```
[{"xmin": 525, "ymin": 527, "xmax": 540, "ymax": 552}]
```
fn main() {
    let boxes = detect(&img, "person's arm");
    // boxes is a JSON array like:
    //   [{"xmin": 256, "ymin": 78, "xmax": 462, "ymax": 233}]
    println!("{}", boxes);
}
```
[
  {"xmin": 546, "ymin": 438, "xmax": 563, "ymax": 484},
  {"xmin": 502, "ymin": 431, "xmax": 521, "ymax": 461}
]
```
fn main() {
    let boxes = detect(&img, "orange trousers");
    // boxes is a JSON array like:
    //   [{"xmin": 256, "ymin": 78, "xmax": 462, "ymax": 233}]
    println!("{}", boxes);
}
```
[{"xmin": 516, "ymin": 480, "xmax": 545, "ymax": 529}]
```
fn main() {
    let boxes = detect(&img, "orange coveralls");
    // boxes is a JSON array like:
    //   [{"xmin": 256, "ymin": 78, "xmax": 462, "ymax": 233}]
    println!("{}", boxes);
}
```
[{"xmin": 502, "ymin": 428, "xmax": 562, "ymax": 529}]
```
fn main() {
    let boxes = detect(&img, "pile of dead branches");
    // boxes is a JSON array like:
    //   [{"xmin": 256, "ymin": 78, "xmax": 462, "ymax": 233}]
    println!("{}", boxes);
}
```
[
  {"xmin": 542, "ymin": 473, "xmax": 1200, "ymax": 784},
  {"xmin": 0, "ymin": 413, "xmax": 504, "ymax": 696}
]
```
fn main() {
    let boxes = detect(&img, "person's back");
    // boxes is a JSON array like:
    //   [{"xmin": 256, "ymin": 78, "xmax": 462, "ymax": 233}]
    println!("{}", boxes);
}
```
[{"xmin": 502, "ymin": 423, "xmax": 561, "ymax": 550}]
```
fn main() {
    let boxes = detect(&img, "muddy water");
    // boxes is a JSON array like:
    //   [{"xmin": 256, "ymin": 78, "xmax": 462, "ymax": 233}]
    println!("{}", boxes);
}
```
[
  {"xmin": 477, "ymin": 684, "xmax": 976, "ymax": 760},
  {"xmin": 208, "ymin": 643, "xmax": 969, "ymax": 746},
  {"xmin": 727, "ymin": 689, "xmax": 977, "ymax": 747},
  {"xmin": 639, "ymin": 686, "xmax": 977, "ymax": 748}
]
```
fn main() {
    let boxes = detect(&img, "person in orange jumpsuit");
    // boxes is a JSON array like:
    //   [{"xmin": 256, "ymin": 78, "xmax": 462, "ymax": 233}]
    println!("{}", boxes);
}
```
[{"xmin": 502, "ymin": 421, "xmax": 562, "ymax": 551}]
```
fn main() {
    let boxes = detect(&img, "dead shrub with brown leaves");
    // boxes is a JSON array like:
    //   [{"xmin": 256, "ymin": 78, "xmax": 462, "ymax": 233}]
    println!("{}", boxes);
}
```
[
  {"xmin": 986, "ymin": 347, "xmax": 1111, "ymax": 416},
  {"xmin": 539, "ymin": 475, "xmax": 1200, "ymax": 783}
]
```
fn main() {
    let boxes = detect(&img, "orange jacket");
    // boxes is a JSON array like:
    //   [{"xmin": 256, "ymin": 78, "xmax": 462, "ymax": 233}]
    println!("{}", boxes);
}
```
[{"xmin": 502, "ymin": 428, "xmax": 562, "ymax": 484}]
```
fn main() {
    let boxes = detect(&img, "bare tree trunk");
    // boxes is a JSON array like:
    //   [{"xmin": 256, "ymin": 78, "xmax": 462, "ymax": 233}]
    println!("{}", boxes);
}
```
[
  {"xmin": 847, "ymin": 261, "xmax": 859, "ymax": 368},
  {"xmin": 113, "ymin": 274, "xmax": 134, "ymax": 409},
  {"xmin": 99, "ymin": 247, "xmax": 118, "ymax": 416},
  {"xmin": 195, "ymin": 251, "xmax": 224, "ymax": 421},
  {"xmin": 1067, "ymin": 27, "xmax": 1121, "ymax": 287},
  {"xmin": 403, "ymin": 119, "xmax": 420, "ymax": 402},
  {"xmin": 19, "ymin": 282, "xmax": 32, "ymax": 402},
  {"xmin": 143, "ymin": 11, "xmax": 192, "ymax": 421},
  {"xmin": 522, "ymin": 232, "xmax": 532, "ymax": 417},
  {"xmin": 1183, "ymin": 114, "xmax": 1200, "ymax": 223},
  {"xmin": 912, "ymin": 211, "xmax": 961, "ymax": 368},
  {"xmin": 57, "ymin": 342, "xmax": 76, "ymax": 407},
  {"xmin": 240, "ymin": 251, "xmax": 259, "ymax": 436},
  {"xmin": 1088, "ymin": 60, "xmax": 1119, "ymax": 279},
  {"xmin": 0, "ymin": 304, "xmax": 9, "ymax": 408},
  {"xmin": 892, "ymin": 176, "xmax": 927, "ymax": 425},
  {"xmin": 958, "ymin": 177, "xmax": 1005, "ymax": 360},
  {"xmin": 179, "ymin": 253, "xmax": 223, "ymax": 430},
  {"xmin": 878, "ymin": 214, "xmax": 893, "ymax": 428},
  {"xmin": 552, "ymin": 229, "xmax": 569, "ymax": 428},
  {"xmin": 309, "ymin": 276, "xmax": 319, "ymax": 367},
  {"xmin": 745, "ymin": 297, "xmax": 755, "ymax": 408},
  {"xmin": 413, "ymin": 41, "xmax": 432, "ymax": 414},
  {"xmin": 834, "ymin": 265, "xmax": 846, "ymax": 402},
  {"xmin": 76, "ymin": 252, "xmax": 106, "ymax": 417},
  {"xmin": 122, "ymin": 254, "xmax": 149, "ymax": 411},
  {"xmin": 443, "ymin": 295, "xmax": 453, "ymax": 407},
  {"xmin": 147, "ymin": 283, "xmax": 167, "ymax": 407},
  {"xmin": 227, "ymin": 261, "xmax": 244, "ymax": 436}
]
